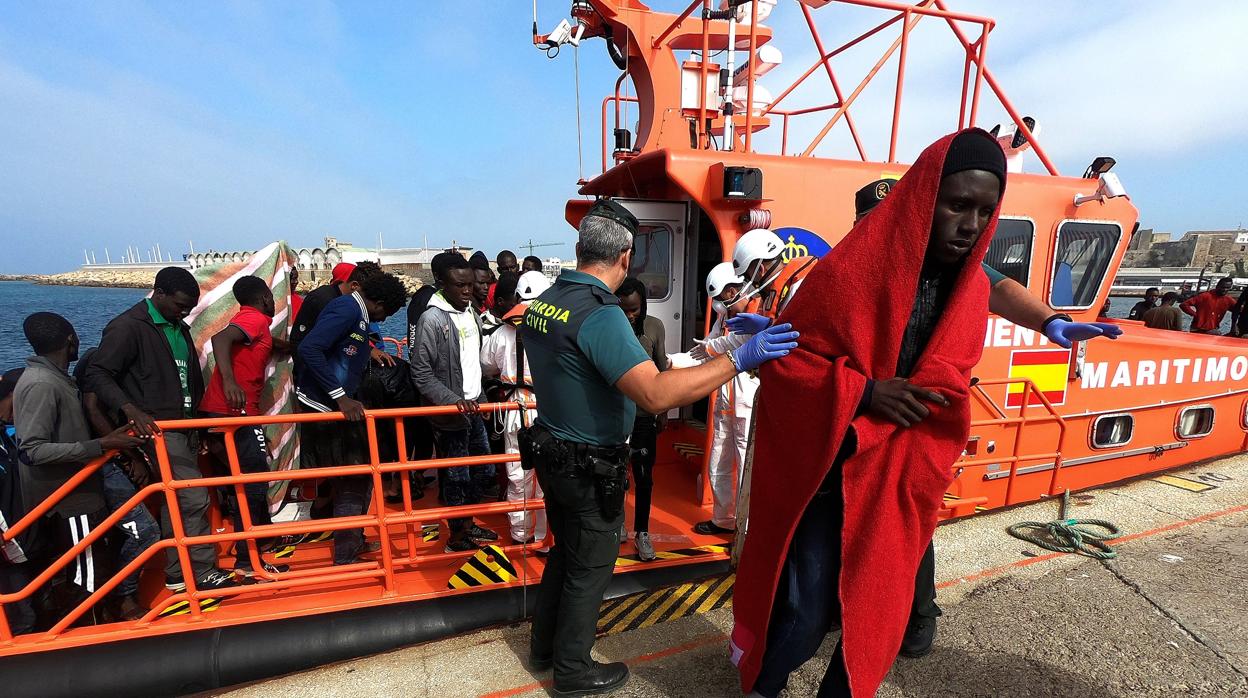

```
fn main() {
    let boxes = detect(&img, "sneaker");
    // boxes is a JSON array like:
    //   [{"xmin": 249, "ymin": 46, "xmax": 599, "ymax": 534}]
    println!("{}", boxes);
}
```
[
  {"xmin": 899, "ymin": 615, "xmax": 937, "ymax": 658},
  {"xmin": 467, "ymin": 524, "xmax": 499, "ymax": 542},
  {"xmin": 634, "ymin": 532, "xmax": 656, "ymax": 562},
  {"xmin": 165, "ymin": 577, "xmax": 187, "ymax": 593},
  {"xmin": 445, "ymin": 537, "xmax": 480, "ymax": 554},
  {"xmin": 197, "ymin": 568, "xmax": 241, "ymax": 592},
  {"xmin": 235, "ymin": 562, "xmax": 290, "ymax": 579}
]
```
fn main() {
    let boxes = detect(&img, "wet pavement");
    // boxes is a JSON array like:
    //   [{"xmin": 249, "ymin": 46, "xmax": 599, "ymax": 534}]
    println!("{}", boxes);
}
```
[{"xmin": 213, "ymin": 454, "xmax": 1248, "ymax": 697}]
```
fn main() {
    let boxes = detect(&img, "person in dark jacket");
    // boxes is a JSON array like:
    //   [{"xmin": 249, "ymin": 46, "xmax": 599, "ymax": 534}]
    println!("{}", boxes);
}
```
[
  {"xmin": 14, "ymin": 313, "xmax": 143, "ymax": 605},
  {"xmin": 1, "ymin": 367, "xmax": 37, "ymax": 636},
  {"xmin": 411, "ymin": 256, "xmax": 499, "ymax": 553},
  {"xmin": 85, "ymin": 267, "xmax": 236, "ymax": 592},
  {"xmin": 295, "ymin": 272, "xmax": 407, "ymax": 565}
]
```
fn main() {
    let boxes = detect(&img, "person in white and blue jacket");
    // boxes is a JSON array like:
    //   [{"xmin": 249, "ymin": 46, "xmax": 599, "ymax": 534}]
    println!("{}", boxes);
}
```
[{"xmin": 295, "ymin": 272, "xmax": 407, "ymax": 565}]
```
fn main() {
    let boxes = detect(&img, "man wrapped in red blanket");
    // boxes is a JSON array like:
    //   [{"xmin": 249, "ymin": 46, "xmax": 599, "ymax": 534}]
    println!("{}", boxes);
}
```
[{"xmin": 732, "ymin": 129, "xmax": 1009, "ymax": 697}]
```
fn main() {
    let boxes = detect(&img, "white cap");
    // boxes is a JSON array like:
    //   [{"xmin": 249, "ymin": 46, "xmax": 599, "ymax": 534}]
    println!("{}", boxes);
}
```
[
  {"xmin": 706, "ymin": 262, "xmax": 744, "ymax": 299},
  {"xmin": 517, "ymin": 271, "xmax": 551, "ymax": 300},
  {"xmin": 732, "ymin": 228, "xmax": 784, "ymax": 276}
]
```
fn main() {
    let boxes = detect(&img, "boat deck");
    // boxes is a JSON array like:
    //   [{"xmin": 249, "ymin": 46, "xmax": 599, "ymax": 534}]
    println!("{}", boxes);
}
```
[{"xmin": 0, "ymin": 424, "xmax": 731, "ymax": 655}]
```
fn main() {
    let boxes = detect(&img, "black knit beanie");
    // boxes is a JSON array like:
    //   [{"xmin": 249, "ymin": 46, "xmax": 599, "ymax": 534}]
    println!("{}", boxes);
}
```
[{"xmin": 941, "ymin": 130, "xmax": 1007, "ymax": 188}]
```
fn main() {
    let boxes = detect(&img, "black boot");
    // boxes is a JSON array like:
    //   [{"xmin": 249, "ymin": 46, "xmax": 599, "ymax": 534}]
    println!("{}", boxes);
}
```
[
  {"xmin": 899, "ymin": 615, "xmax": 937, "ymax": 658},
  {"xmin": 552, "ymin": 661, "xmax": 630, "ymax": 696}
]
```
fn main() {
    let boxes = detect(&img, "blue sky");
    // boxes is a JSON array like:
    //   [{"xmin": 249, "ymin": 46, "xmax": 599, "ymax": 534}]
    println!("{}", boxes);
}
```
[{"xmin": 1, "ymin": 1, "xmax": 1245, "ymax": 273}]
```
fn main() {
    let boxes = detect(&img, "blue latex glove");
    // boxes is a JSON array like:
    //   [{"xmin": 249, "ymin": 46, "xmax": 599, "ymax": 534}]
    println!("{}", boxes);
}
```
[
  {"xmin": 1044, "ymin": 319, "xmax": 1123, "ymax": 349},
  {"xmin": 726, "ymin": 312, "xmax": 773, "ymax": 335},
  {"xmin": 731, "ymin": 322, "xmax": 800, "ymax": 372}
]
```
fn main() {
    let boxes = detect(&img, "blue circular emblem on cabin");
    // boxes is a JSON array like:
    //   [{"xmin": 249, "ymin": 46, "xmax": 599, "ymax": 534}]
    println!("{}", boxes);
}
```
[{"xmin": 774, "ymin": 226, "xmax": 832, "ymax": 261}]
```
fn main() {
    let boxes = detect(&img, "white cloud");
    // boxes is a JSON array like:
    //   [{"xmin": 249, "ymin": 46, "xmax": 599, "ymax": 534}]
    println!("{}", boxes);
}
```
[
  {"xmin": 736, "ymin": 1, "xmax": 1248, "ymax": 169},
  {"xmin": 0, "ymin": 59, "xmax": 421, "ymax": 261}
]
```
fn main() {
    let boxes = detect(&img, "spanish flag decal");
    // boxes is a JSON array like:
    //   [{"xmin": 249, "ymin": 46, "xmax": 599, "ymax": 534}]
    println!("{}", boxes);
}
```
[{"xmin": 1005, "ymin": 349, "xmax": 1070, "ymax": 408}]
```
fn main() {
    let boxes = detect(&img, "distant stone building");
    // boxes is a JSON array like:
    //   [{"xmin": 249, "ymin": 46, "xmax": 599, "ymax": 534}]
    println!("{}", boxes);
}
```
[
  {"xmin": 1122, "ymin": 228, "xmax": 1248, "ymax": 274},
  {"xmin": 185, "ymin": 237, "xmax": 476, "ymax": 285}
]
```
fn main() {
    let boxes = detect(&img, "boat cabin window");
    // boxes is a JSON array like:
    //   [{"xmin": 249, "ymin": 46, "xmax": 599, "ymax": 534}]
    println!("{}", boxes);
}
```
[
  {"xmin": 1091, "ymin": 413, "xmax": 1133, "ymax": 448},
  {"xmin": 1048, "ymin": 222, "xmax": 1122, "ymax": 309},
  {"xmin": 630, "ymin": 223, "xmax": 673, "ymax": 301},
  {"xmin": 984, "ymin": 217, "xmax": 1034, "ymax": 287},
  {"xmin": 1177, "ymin": 405, "xmax": 1215, "ymax": 439}
]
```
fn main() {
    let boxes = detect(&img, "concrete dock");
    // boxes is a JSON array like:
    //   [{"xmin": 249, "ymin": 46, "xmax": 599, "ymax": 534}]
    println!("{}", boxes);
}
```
[{"xmin": 213, "ymin": 454, "xmax": 1248, "ymax": 697}]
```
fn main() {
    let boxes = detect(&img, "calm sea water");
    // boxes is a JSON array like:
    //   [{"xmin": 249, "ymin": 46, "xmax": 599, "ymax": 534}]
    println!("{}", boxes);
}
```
[
  {"xmin": 0, "ymin": 281, "xmax": 1230, "ymax": 372},
  {"xmin": 0, "ymin": 281, "xmax": 410, "ymax": 371}
]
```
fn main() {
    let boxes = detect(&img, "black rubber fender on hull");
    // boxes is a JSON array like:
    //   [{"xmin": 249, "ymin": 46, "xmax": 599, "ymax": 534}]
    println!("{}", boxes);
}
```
[{"xmin": 0, "ymin": 560, "xmax": 728, "ymax": 697}]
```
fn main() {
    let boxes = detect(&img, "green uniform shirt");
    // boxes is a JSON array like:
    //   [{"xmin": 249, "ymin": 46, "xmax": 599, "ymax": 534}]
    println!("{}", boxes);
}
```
[
  {"xmin": 146, "ymin": 299, "xmax": 193, "ymax": 417},
  {"xmin": 521, "ymin": 270, "xmax": 650, "ymax": 446}
]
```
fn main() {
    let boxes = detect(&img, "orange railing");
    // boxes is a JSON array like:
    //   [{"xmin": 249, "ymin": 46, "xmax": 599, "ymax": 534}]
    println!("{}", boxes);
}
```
[
  {"xmin": 0, "ymin": 402, "xmax": 543, "ymax": 643},
  {"xmin": 957, "ymin": 377, "xmax": 1069, "ymax": 510},
  {"xmin": 613, "ymin": 0, "xmax": 1057, "ymax": 174}
]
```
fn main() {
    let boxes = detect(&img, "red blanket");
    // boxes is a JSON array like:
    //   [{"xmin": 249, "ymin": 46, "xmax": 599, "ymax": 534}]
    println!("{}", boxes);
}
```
[{"xmin": 732, "ymin": 129, "xmax": 1004, "ymax": 696}]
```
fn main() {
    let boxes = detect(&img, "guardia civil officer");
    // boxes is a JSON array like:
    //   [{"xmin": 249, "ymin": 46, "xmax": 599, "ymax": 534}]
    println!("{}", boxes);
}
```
[{"xmin": 519, "ymin": 199, "xmax": 801, "ymax": 695}]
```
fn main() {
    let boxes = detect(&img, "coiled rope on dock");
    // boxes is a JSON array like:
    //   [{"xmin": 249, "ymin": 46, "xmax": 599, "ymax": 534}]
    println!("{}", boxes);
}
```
[{"xmin": 1006, "ymin": 490, "xmax": 1122, "ymax": 559}]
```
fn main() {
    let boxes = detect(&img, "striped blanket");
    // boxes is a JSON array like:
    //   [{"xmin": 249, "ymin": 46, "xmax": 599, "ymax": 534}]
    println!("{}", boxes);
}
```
[{"xmin": 183, "ymin": 242, "xmax": 301, "ymax": 511}]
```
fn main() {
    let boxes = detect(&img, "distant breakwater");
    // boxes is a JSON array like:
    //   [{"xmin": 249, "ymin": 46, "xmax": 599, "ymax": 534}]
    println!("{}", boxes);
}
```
[
  {"xmin": 0, "ymin": 269, "xmax": 156, "ymax": 289},
  {"xmin": 0, "ymin": 269, "xmax": 424, "ymax": 295}
]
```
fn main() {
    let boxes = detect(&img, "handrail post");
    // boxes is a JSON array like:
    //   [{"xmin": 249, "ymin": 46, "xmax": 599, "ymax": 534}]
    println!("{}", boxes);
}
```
[
  {"xmin": 743, "ymin": 0, "xmax": 759, "ymax": 152},
  {"xmin": 888, "ymin": 9, "xmax": 911, "ymax": 162},
  {"xmin": 365, "ymin": 415, "xmax": 398, "ymax": 594},
  {"xmin": 698, "ymin": 0, "xmax": 711, "ymax": 149},
  {"xmin": 393, "ymin": 418, "xmax": 420, "ymax": 561},
  {"xmin": 220, "ymin": 425, "xmax": 269, "ymax": 578},
  {"xmin": 154, "ymin": 432, "xmax": 206, "ymax": 619}
]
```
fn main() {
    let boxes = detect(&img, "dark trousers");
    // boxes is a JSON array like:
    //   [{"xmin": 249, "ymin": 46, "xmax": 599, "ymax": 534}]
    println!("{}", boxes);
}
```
[
  {"xmin": 531, "ymin": 458, "xmax": 623, "ymax": 681},
  {"xmin": 100, "ymin": 461, "xmax": 160, "ymax": 596},
  {"xmin": 0, "ymin": 562, "xmax": 36, "ymax": 635},
  {"xmin": 205, "ymin": 420, "xmax": 274, "ymax": 567},
  {"xmin": 754, "ymin": 437, "xmax": 856, "ymax": 698},
  {"xmin": 154, "ymin": 432, "xmax": 217, "ymax": 583},
  {"xmin": 434, "ymin": 414, "xmax": 494, "ymax": 536},
  {"xmin": 332, "ymin": 476, "xmax": 372, "ymax": 565},
  {"xmin": 911, "ymin": 540, "xmax": 941, "ymax": 620},
  {"xmin": 628, "ymin": 414, "xmax": 657, "ymax": 533}
]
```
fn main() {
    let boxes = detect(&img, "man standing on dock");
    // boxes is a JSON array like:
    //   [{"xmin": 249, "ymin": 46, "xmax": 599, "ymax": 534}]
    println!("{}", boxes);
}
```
[{"xmin": 731, "ymin": 130, "xmax": 1118, "ymax": 698}]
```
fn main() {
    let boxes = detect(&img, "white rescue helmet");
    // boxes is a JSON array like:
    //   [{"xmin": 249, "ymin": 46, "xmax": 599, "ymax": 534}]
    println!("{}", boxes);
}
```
[
  {"xmin": 517, "ymin": 271, "xmax": 551, "ymax": 300},
  {"xmin": 732, "ymin": 228, "xmax": 784, "ymax": 277},
  {"xmin": 706, "ymin": 262, "xmax": 744, "ymax": 300}
]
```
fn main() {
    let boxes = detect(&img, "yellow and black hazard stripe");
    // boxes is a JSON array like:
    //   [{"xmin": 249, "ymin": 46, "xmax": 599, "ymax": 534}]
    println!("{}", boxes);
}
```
[
  {"xmin": 1152, "ymin": 474, "xmax": 1217, "ymax": 493},
  {"xmin": 673, "ymin": 442, "xmax": 705, "ymax": 459},
  {"xmin": 422, "ymin": 523, "xmax": 440, "ymax": 542},
  {"xmin": 597, "ymin": 573, "xmax": 735, "ymax": 636},
  {"xmin": 615, "ymin": 543, "xmax": 728, "ymax": 568},
  {"xmin": 158, "ymin": 597, "xmax": 224, "ymax": 618},
  {"xmin": 943, "ymin": 492, "xmax": 988, "ymax": 513},
  {"xmin": 447, "ymin": 545, "xmax": 518, "ymax": 589}
]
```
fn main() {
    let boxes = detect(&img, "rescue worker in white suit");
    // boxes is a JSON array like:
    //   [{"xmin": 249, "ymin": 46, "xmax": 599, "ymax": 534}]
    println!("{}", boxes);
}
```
[
  {"xmin": 481, "ymin": 270, "xmax": 552, "ymax": 546},
  {"xmin": 691, "ymin": 262, "xmax": 759, "ymax": 535},
  {"xmin": 691, "ymin": 229, "xmax": 807, "ymax": 361}
]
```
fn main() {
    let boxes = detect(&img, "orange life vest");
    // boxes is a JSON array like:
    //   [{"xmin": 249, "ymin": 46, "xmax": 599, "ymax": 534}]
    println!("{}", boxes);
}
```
[{"xmin": 745, "ymin": 256, "xmax": 817, "ymax": 319}]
